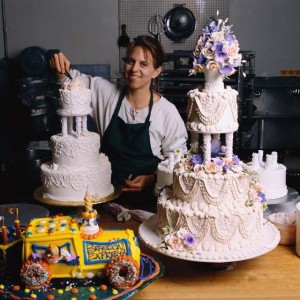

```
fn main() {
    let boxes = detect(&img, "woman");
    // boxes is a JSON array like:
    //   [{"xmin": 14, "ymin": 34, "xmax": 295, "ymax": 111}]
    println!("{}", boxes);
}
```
[{"xmin": 50, "ymin": 35, "xmax": 187, "ymax": 195}]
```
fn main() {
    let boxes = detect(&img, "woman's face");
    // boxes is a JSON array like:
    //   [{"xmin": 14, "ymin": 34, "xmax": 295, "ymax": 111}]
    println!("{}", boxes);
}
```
[{"xmin": 125, "ymin": 46, "xmax": 161, "ymax": 91}]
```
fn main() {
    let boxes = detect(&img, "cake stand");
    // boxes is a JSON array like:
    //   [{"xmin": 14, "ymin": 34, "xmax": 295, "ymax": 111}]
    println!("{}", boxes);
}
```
[
  {"xmin": 33, "ymin": 186, "xmax": 122, "ymax": 207},
  {"xmin": 263, "ymin": 187, "xmax": 300, "ymax": 218},
  {"xmin": 139, "ymin": 214, "xmax": 280, "ymax": 264}
]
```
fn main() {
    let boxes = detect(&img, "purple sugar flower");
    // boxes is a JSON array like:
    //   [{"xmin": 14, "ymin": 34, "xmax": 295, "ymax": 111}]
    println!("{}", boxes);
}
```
[
  {"xmin": 215, "ymin": 50, "xmax": 228, "ymax": 63},
  {"xmin": 203, "ymin": 20, "xmax": 218, "ymax": 35},
  {"xmin": 192, "ymin": 154, "xmax": 203, "ymax": 165},
  {"xmin": 197, "ymin": 54, "xmax": 207, "ymax": 65},
  {"xmin": 220, "ymin": 64, "xmax": 234, "ymax": 75},
  {"xmin": 226, "ymin": 32, "xmax": 235, "ymax": 44},
  {"xmin": 232, "ymin": 155, "xmax": 240, "ymax": 165},
  {"xmin": 211, "ymin": 41, "xmax": 224, "ymax": 52},
  {"xmin": 223, "ymin": 164, "xmax": 231, "ymax": 172},
  {"xmin": 184, "ymin": 233, "xmax": 197, "ymax": 248},
  {"xmin": 258, "ymin": 192, "xmax": 266, "ymax": 202},
  {"xmin": 214, "ymin": 157, "xmax": 223, "ymax": 166}
]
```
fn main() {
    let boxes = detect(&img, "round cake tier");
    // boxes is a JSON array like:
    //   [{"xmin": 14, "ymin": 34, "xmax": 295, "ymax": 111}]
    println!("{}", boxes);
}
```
[
  {"xmin": 248, "ymin": 162, "xmax": 288, "ymax": 200},
  {"xmin": 41, "ymin": 162, "xmax": 114, "ymax": 202},
  {"xmin": 51, "ymin": 132, "xmax": 100, "ymax": 168},
  {"xmin": 186, "ymin": 86, "xmax": 238, "ymax": 134},
  {"xmin": 58, "ymin": 89, "xmax": 92, "ymax": 116},
  {"xmin": 157, "ymin": 191, "xmax": 265, "ymax": 255},
  {"xmin": 155, "ymin": 160, "xmax": 174, "ymax": 195},
  {"xmin": 172, "ymin": 167, "xmax": 250, "ymax": 210}
]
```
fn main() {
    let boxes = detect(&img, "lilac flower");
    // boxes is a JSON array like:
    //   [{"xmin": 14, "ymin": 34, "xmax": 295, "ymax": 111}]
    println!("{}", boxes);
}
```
[
  {"xmin": 215, "ymin": 50, "xmax": 228, "ymax": 63},
  {"xmin": 226, "ymin": 32, "xmax": 235, "ymax": 44},
  {"xmin": 190, "ymin": 12, "xmax": 243, "ymax": 77},
  {"xmin": 192, "ymin": 154, "xmax": 203, "ymax": 165},
  {"xmin": 232, "ymin": 155, "xmax": 240, "ymax": 165},
  {"xmin": 258, "ymin": 192, "xmax": 266, "ymax": 202},
  {"xmin": 197, "ymin": 54, "xmax": 207, "ymax": 65},
  {"xmin": 214, "ymin": 157, "xmax": 223, "ymax": 166},
  {"xmin": 223, "ymin": 164, "xmax": 231, "ymax": 172},
  {"xmin": 211, "ymin": 41, "xmax": 223, "ymax": 52},
  {"xmin": 184, "ymin": 233, "xmax": 197, "ymax": 248},
  {"xmin": 220, "ymin": 64, "xmax": 234, "ymax": 75}
]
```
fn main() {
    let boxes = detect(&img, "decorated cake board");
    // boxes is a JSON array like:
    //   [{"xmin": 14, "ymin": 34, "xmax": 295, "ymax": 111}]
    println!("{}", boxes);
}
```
[
  {"xmin": 0, "ymin": 253, "xmax": 164, "ymax": 300},
  {"xmin": 139, "ymin": 215, "xmax": 280, "ymax": 264},
  {"xmin": 34, "ymin": 186, "xmax": 122, "ymax": 207}
]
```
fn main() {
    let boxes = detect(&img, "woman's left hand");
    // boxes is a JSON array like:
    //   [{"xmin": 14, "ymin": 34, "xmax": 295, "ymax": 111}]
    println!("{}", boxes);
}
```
[{"xmin": 121, "ymin": 175, "xmax": 156, "ymax": 192}]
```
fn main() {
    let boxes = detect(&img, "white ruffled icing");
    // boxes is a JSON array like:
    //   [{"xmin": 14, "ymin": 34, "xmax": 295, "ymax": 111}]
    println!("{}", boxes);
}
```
[
  {"xmin": 248, "ymin": 151, "xmax": 287, "ymax": 200},
  {"xmin": 41, "ymin": 77, "xmax": 114, "ymax": 203}
]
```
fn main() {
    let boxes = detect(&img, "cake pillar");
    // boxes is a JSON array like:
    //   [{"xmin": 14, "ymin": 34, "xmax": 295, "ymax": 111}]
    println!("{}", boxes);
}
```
[
  {"xmin": 190, "ymin": 131, "xmax": 199, "ymax": 153},
  {"xmin": 203, "ymin": 133, "xmax": 212, "ymax": 164},
  {"xmin": 75, "ymin": 117, "xmax": 82, "ymax": 137},
  {"xmin": 61, "ymin": 117, "xmax": 68, "ymax": 136},
  {"xmin": 67, "ymin": 117, "xmax": 73, "ymax": 135},
  {"xmin": 225, "ymin": 132, "xmax": 233, "ymax": 160},
  {"xmin": 82, "ymin": 115, "xmax": 88, "ymax": 133}
]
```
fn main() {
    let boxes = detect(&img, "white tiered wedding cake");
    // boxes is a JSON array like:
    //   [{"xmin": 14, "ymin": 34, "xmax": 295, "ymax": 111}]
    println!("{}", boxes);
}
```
[
  {"xmin": 140, "ymin": 12, "xmax": 280, "ymax": 262},
  {"xmin": 40, "ymin": 78, "xmax": 114, "ymax": 203}
]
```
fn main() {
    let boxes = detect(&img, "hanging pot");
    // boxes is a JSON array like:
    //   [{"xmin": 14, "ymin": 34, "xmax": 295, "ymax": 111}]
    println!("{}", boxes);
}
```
[{"xmin": 164, "ymin": 5, "xmax": 196, "ymax": 43}]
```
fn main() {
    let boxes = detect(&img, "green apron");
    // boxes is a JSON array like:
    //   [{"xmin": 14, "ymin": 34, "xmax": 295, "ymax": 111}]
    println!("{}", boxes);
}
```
[{"xmin": 101, "ymin": 87, "xmax": 161, "ymax": 186}]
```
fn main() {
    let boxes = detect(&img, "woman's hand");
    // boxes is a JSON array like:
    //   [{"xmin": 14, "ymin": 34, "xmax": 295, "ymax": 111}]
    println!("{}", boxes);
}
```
[
  {"xmin": 49, "ymin": 52, "xmax": 71, "ymax": 80},
  {"xmin": 121, "ymin": 174, "xmax": 156, "ymax": 192}
]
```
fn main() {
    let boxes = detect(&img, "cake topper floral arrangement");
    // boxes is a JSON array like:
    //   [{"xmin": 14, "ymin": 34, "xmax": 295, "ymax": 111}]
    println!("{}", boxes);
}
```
[{"xmin": 189, "ymin": 10, "xmax": 244, "ymax": 77}]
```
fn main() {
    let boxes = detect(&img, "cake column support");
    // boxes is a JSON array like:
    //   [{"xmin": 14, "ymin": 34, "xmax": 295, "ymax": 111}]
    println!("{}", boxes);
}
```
[
  {"xmin": 75, "ymin": 116, "xmax": 82, "ymax": 137},
  {"xmin": 225, "ymin": 132, "xmax": 233, "ymax": 160},
  {"xmin": 67, "ymin": 117, "xmax": 73, "ymax": 135},
  {"xmin": 61, "ymin": 116, "xmax": 68, "ymax": 136},
  {"xmin": 82, "ymin": 115, "xmax": 88, "ymax": 133},
  {"xmin": 190, "ymin": 131, "xmax": 199, "ymax": 153},
  {"xmin": 203, "ymin": 133, "xmax": 212, "ymax": 164}
]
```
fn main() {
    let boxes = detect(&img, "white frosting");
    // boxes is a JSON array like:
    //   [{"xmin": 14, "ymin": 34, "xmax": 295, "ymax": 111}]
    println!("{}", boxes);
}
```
[
  {"xmin": 186, "ymin": 86, "xmax": 238, "ymax": 134},
  {"xmin": 172, "ymin": 166, "xmax": 249, "ymax": 209},
  {"xmin": 157, "ymin": 185, "xmax": 264, "ymax": 254},
  {"xmin": 155, "ymin": 69, "xmax": 268, "ymax": 258},
  {"xmin": 41, "ymin": 157, "xmax": 113, "ymax": 202},
  {"xmin": 155, "ymin": 150, "xmax": 184, "ymax": 194},
  {"xmin": 51, "ymin": 132, "xmax": 100, "ymax": 167},
  {"xmin": 81, "ymin": 217, "xmax": 100, "ymax": 235},
  {"xmin": 58, "ymin": 78, "xmax": 92, "ymax": 117},
  {"xmin": 248, "ymin": 151, "xmax": 287, "ymax": 200},
  {"xmin": 41, "ymin": 77, "xmax": 114, "ymax": 203}
]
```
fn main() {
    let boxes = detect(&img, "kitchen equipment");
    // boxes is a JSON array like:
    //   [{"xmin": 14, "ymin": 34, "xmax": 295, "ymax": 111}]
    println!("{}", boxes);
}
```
[
  {"xmin": 118, "ymin": 24, "xmax": 130, "ymax": 47},
  {"xmin": 148, "ymin": 14, "xmax": 165, "ymax": 42},
  {"xmin": 13, "ymin": 149, "xmax": 51, "ymax": 196},
  {"xmin": 163, "ymin": 4, "xmax": 196, "ymax": 43}
]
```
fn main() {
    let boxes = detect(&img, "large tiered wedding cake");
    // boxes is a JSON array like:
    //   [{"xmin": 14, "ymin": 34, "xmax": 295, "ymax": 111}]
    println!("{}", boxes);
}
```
[
  {"xmin": 140, "ymin": 13, "xmax": 280, "ymax": 261},
  {"xmin": 41, "ymin": 78, "xmax": 114, "ymax": 203}
]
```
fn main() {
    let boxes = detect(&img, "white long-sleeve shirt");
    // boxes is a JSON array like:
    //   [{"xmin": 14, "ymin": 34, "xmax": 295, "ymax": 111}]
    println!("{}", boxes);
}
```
[{"xmin": 61, "ymin": 69, "xmax": 187, "ymax": 160}]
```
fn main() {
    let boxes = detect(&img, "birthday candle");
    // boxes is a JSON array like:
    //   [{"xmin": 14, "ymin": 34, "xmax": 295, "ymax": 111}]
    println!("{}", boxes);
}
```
[
  {"xmin": 84, "ymin": 192, "xmax": 93, "ymax": 212},
  {"xmin": 2, "ymin": 226, "xmax": 8, "ymax": 245},
  {"xmin": 15, "ymin": 220, "xmax": 21, "ymax": 239}
]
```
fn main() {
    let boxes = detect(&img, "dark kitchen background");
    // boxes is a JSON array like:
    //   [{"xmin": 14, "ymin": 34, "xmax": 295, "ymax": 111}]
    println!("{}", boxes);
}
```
[{"xmin": 1, "ymin": 0, "xmax": 300, "ymax": 202}]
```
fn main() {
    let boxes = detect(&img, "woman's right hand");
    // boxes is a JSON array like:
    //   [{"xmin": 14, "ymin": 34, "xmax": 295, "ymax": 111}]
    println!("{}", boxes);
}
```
[{"xmin": 49, "ymin": 52, "xmax": 71, "ymax": 80}]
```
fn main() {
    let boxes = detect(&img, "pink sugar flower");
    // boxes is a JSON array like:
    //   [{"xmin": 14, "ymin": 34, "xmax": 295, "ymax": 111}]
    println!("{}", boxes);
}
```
[{"xmin": 167, "ymin": 235, "xmax": 183, "ymax": 250}]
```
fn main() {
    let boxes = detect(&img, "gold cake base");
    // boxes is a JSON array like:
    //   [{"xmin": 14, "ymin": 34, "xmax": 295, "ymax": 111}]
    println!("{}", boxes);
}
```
[{"xmin": 33, "ymin": 186, "xmax": 122, "ymax": 207}]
